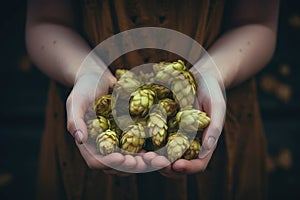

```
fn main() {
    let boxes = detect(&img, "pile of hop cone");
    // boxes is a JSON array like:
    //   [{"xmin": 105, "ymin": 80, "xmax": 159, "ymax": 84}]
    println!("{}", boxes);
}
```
[{"xmin": 87, "ymin": 60, "xmax": 211, "ymax": 162}]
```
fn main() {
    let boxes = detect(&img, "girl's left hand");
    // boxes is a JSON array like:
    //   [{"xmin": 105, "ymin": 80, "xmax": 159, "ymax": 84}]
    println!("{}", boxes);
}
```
[{"xmin": 143, "ymin": 67, "xmax": 226, "ymax": 177}]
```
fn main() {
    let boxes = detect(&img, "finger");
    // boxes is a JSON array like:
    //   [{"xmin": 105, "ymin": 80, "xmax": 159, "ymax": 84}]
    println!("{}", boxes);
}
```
[
  {"xmin": 66, "ymin": 91, "xmax": 89, "ymax": 144},
  {"xmin": 198, "ymin": 80, "xmax": 225, "ymax": 158},
  {"xmin": 151, "ymin": 155, "xmax": 171, "ymax": 170},
  {"xmin": 172, "ymin": 151, "xmax": 213, "ymax": 174},
  {"xmin": 159, "ymin": 165, "xmax": 184, "ymax": 179},
  {"xmin": 143, "ymin": 152, "xmax": 158, "ymax": 164},
  {"xmin": 120, "ymin": 155, "xmax": 137, "ymax": 170},
  {"xmin": 134, "ymin": 156, "xmax": 147, "ymax": 172},
  {"xmin": 199, "ymin": 98, "xmax": 225, "ymax": 159},
  {"xmin": 78, "ymin": 144, "xmax": 125, "ymax": 169},
  {"xmin": 95, "ymin": 153, "xmax": 126, "ymax": 168}
]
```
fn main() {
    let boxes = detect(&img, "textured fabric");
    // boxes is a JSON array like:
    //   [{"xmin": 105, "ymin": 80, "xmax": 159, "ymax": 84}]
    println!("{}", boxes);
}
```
[{"xmin": 37, "ymin": 1, "xmax": 267, "ymax": 199}]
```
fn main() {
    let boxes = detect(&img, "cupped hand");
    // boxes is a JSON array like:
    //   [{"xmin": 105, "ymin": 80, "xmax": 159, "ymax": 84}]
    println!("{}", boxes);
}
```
[
  {"xmin": 144, "ymin": 65, "xmax": 226, "ymax": 177},
  {"xmin": 66, "ymin": 71, "xmax": 147, "ymax": 175},
  {"xmin": 143, "ymin": 147, "xmax": 215, "ymax": 178}
]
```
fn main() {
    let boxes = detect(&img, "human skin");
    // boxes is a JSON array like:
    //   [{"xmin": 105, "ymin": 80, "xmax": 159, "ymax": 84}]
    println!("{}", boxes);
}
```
[{"xmin": 26, "ymin": 0, "xmax": 279, "ymax": 177}]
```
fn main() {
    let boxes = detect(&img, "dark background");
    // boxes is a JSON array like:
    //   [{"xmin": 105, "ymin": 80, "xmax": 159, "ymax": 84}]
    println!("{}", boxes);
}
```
[{"xmin": 0, "ymin": 1, "xmax": 299, "ymax": 199}]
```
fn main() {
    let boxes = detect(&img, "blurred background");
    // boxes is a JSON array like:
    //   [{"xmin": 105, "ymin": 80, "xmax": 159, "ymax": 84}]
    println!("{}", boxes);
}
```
[{"xmin": 0, "ymin": 1, "xmax": 299, "ymax": 199}]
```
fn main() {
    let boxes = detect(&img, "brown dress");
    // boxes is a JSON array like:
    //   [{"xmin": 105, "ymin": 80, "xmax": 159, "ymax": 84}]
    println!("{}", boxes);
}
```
[{"xmin": 37, "ymin": 0, "xmax": 267, "ymax": 199}]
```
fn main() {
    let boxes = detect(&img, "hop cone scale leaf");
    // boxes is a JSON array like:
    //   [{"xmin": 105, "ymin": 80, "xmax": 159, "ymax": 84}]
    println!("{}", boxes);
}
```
[
  {"xmin": 167, "ymin": 132, "xmax": 190, "ymax": 162},
  {"xmin": 182, "ymin": 138, "xmax": 201, "ymax": 160},
  {"xmin": 120, "ymin": 123, "xmax": 146, "ymax": 153},
  {"xmin": 148, "ymin": 108, "xmax": 168, "ymax": 148},
  {"xmin": 87, "ymin": 117, "xmax": 110, "ymax": 139},
  {"xmin": 129, "ymin": 88, "xmax": 156, "ymax": 117},
  {"xmin": 176, "ymin": 109, "xmax": 211, "ymax": 132},
  {"xmin": 96, "ymin": 129, "xmax": 119, "ymax": 155}
]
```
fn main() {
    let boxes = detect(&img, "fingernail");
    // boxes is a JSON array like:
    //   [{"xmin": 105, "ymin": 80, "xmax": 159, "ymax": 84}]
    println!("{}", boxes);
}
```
[
  {"xmin": 206, "ymin": 136, "xmax": 216, "ymax": 150},
  {"xmin": 74, "ymin": 130, "xmax": 83, "ymax": 144}
]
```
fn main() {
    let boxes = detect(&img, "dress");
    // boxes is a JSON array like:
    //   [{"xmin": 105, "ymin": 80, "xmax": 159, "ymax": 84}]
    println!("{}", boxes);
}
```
[{"xmin": 37, "ymin": 0, "xmax": 267, "ymax": 199}]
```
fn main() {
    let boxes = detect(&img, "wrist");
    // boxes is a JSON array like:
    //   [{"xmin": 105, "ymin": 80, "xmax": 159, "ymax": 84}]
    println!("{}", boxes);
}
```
[
  {"xmin": 190, "ymin": 61, "xmax": 225, "ymax": 89},
  {"xmin": 69, "ymin": 53, "xmax": 116, "ymax": 87}
]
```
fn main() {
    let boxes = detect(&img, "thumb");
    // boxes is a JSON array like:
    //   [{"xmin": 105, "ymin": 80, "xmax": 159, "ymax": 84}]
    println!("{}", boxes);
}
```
[
  {"xmin": 198, "ymin": 98, "xmax": 226, "ymax": 159},
  {"xmin": 66, "ymin": 90, "xmax": 89, "ymax": 144}
]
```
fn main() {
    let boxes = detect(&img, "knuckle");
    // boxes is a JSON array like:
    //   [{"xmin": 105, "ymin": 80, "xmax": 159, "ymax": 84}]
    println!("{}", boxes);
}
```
[
  {"xmin": 67, "ymin": 118, "xmax": 75, "ymax": 133},
  {"xmin": 210, "ymin": 124, "xmax": 222, "ymax": 135},
  {"xmin": 66, "ymin": 95, "xmax": 72, "ymax": 107}
]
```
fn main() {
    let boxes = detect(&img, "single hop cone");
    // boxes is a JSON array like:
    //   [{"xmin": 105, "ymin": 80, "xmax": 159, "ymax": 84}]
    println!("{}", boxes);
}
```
[
  {"xmin": 172, "ymin": 71, "xmax": 197, "ymax": 108},
  {"xmin": 176, "ymin": 109, "xmax": 211, "ymax": 133},
  {"xmin": 96, "ymin": 129, "xmax": 119, "ymax": 155},
  {"xmin": 148, "ymin": 110, "xmax": 168, "ymax": 148},
  {"xmin": 129, "ymin": 88, "xmax": 156, "ymax": 117},
  {"xmin": 155, "ymin": 63, "xmax": 184, "ymax": 86},
  {"xmin": 152, "ymin": 61, "xmax": 171, "ymax": 73},
  {"xmin": 167, "ymin": 132, "xmax": 190, "ymax": 162},
  {"xmin": 115, "ymin": 69, "xmax": 136, "ymax": 80},
  {"xmin": 171, "ymin": 60, "xmax": 187, "ymax": 71},
  {"xmin": 87, "ymin": 117, "xmax": 110, "ymax": 139},
  {"xmin": 120, "ymin": 123, "xmax": 146, "ymax": 153},
  {"xmin": 153, "ymin": 60, "xmax": 187, "ymax": 73},
  {"xmin": 158, "ymin": 98, "xmax": 179, "ymax": 117},
  {"xmin": 182, "ymin": 138, "xmax": 201, "ymax": 160},
  {"xmin": 94, "ymin": 94, "xmax": 112, "ymax": 119},
  {"xmin": 139, "ymin": 71, "xmax": 155, "ymax": 83},
  {"xmin": 148, "ymin": 83, "xmax": 172, "ymax": 99},
  {"xmin": 114, "ymin": 74, "xmax": 142, "ymax": 99}
]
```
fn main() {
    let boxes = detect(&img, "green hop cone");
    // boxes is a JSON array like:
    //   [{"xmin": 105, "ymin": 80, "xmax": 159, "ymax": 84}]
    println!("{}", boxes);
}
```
[
  {"xmin": 176, "ymin": 108, "xmax": 211, "ymax": 133},
  {"xmin": 172, "ymin": 71, "xmax": 197, "ymax": 109},
  {"xmin": 158, "ymin": 98, "xmax": 179, "ymax": 117},
  {"xmin": 115, "ymin": 69, "xmax": 136, "ymax": 80},
  {"xmin": 87, "ymin": 117, "xmax": 110, "ymax": 139},
  {"xmin": 114, "ymin": 73, "xmax": 142, "ymax": 99},
  {"xmin": 153, "ymin": 60, "xmax": 187, "ymax": 73},
  {"xmin": 94, "ymin": 94, "xmax": 112, "ymax": 119},
  {"xmin": 139, "ymin": 71, "xmax": 155, "ymax": 83},
  {"xmin": 120, "ymin": 123, "xmax": 146, "ymax": 154},
  {"xmin": 182, "ymin": 138, "xmax": 201, "ymax": 160},
  {"xmin": 148, "ymin": 106, "xmax": 168, "ymax": 148},
  {"xmin": 148, "ymin": 83, "xmax": 172, "ymax": 99},
  {"xmin": 129, "ymin": 88, "xmax": 156, "ymax": 117},
  {"xmin": 167, "ymin": 132, "xmax": 190, "ymax": 162},
  {"xmin": 152, "ymin": 61, "xmax": 171, "ymax": 73},
  {"xmin": 172, "ymin": 60, "xmax": 187, "ymax": 71},
  {"xmin": 96, "ymin": 129, "xmax": 119, "ymax": 155},
  {"xmin": 155, "ymin": 63, "xmax": 184, "ymax": 86}
]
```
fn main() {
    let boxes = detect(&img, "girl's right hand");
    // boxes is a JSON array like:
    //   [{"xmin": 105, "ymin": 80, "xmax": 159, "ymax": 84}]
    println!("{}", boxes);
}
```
[{"xmin": 66, "ymin": 72, "xmax": 147, "ymax": 176}]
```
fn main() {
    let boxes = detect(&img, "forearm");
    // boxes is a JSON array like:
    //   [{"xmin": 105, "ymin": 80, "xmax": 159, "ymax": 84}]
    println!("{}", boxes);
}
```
[
  {"xmin": 207, "ymin": 23, "xmax": 277, "ymax": 88},
  {"xmin": 26, "ymin": 23, "xmax": 95, "ymax": 86},
  {"xmin": 192, "ymin": 0, "xmax": 279, "ymax": 89},
  {"xmin": 25, "ymin": 0, "xmax": 115, "ymax": 87}
]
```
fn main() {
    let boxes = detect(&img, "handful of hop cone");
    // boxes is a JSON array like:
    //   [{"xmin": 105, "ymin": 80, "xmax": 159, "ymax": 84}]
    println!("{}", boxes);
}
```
[{"xmin": 86, "ymin": 60, "xmax": 211, "ymax": 162}]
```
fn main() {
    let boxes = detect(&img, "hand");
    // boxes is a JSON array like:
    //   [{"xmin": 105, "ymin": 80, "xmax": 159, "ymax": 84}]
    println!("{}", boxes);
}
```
[
  {"xmin": 144, "ymin": 65, "xmax": 226, "ymax": 177},
  {"xmin": 66, "ymin": 71, "xmax": 147, "ymax": 175},
  {"xmin": 143, "ymin": 149, "xmax": 215, "ymax": 178}
]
